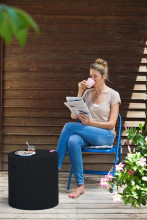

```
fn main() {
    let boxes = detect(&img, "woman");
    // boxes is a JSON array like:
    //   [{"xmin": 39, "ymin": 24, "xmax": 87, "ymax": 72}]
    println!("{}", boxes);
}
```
[{"xmin": 56, "ymin": 58, "xmax": 121, "ymax": 199}]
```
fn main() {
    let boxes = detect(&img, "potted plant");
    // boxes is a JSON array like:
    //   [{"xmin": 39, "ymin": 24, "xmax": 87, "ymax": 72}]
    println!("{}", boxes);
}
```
[{"xmin": 100, "ymin": 123, "xmax": 147, "ymax": 208}]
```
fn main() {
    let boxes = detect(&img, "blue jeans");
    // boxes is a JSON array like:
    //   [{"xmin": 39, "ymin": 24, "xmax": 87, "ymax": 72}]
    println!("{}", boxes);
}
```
[{"xmin": 56, "ymin": 122, "xmax": 114, "ymax": 185}]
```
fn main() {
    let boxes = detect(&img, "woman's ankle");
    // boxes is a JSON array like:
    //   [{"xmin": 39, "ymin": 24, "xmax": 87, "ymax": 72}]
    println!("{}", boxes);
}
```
[{"xmin": 77, "ymin": 184, "xmax": 84, "ymax": 187}]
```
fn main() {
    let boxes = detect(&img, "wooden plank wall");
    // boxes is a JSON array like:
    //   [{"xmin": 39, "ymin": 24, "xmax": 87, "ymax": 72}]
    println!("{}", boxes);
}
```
[
  {"xmin": 1, "ymin": 0, "xmax": 147, "ymax": 171},
  {"xmin": 0, "ymin": 38, "xmax": 3, "ymax": 170}
]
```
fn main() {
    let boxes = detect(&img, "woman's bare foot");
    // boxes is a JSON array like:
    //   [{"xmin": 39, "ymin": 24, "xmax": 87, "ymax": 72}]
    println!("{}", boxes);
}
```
[{"xmin": 68, "ymin": 185, "xmax": 85, "ymax": 199}]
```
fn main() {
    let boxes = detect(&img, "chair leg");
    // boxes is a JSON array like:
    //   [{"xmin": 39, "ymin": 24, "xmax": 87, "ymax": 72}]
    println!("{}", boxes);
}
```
[
  {"xmin": 110, "ymin": 148, "xmax": 120, "ymax": 193},
  {"xmin": 110, "ymin": 185, "xmax": 114, "ymax": 193},
  {"xmin": 119, "ymin": 146, "xmax": 121, "ymax": 163},
  {"xmin": 112, "ymin": 146, "xmax": 121, "ymax": 181},
  {"xmin": 67, "ymin": 166, "xmax": 73, "ymax": 190}
]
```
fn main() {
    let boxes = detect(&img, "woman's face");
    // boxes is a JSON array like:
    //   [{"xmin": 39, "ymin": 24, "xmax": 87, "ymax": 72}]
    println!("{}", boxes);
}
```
[{"xmin": 90, "ymin": 68, "xmax": 106, "ymax": 86}]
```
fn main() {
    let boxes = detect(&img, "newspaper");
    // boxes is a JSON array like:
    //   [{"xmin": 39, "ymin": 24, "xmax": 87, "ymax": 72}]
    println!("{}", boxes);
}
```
[{"xmin": 64, "ymin": 97, "xmax": 92, "ymax": 118}]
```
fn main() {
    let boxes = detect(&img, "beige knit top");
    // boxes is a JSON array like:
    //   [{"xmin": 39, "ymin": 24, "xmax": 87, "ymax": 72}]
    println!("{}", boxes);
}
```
[{"xmin": 82, "ymin": 88, "xmax": 121, "ymax": 136}]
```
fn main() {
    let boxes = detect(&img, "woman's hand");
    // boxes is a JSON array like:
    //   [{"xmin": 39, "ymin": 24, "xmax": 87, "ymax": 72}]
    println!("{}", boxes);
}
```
[
  {"xmin": 78, "ymin": 80, "xmax": 87, "ymax": 95},
  {"xmin": 71, "ymin": 113, "xmax": 77, "ymax": 119},
  {"xmin": 78, "ymin": 113, "xmax": 92, "ymax": 126}
]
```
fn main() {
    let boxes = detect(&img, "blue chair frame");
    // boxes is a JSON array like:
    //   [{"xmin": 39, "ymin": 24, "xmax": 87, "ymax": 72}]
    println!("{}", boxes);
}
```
[{"xmin": 67, "ymin": 113, "xmax": 122, "ymax": 190}]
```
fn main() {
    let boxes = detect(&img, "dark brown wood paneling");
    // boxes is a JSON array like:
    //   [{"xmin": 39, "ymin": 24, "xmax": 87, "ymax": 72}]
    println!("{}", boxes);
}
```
[
  {"xmin": 1, "ymin": 0, "xmax": 147, "ymax": 171},
  {"xmin": 5, "ymin": 0, "xmax": 147, "ymax": 8},
  {"xmin": 3, "ymin": 80, "xmax": 147, "ymax": 90},
  {"xmin": 2, "ymin": 108, "xmax": 146, "ymax": 118},
  {"xmin": 2, "ymin": 89, "xmax": 146, "ymax": 100},
  {"xmin": 4, "ymin": 61, "xmax": 146, "ymax": 73},
  {"xmin": 0, "ymin": 38, "xmax": 3, "ymax": 170},
  {"xmin": 5, "ymin": 5, "xmax": 147, "ymax": 17}
]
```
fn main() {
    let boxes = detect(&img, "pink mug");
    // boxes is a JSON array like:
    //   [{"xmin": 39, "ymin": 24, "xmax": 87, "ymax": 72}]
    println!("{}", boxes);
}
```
[{"xmin": 85, "ymin": 78, "xmax": 95, "ymax": 88}]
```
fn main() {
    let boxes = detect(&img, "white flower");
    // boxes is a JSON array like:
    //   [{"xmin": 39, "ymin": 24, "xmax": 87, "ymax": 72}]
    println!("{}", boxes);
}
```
[
  {"xmin": 137, "ymin": 157, "xmax": 146, "ymax": 167},
  {"xmin": 134, "ymin": 185, "xmax": 140, "ymax": 190},
  {"xmin": 100, "ymin": 178, "xmax": 108, "ymax": 188},
  {"xmin": 115, "ymin": 162, "xmax": 125, "ymax": 172},
  {"xmin": 131, "ymin": 180, "xmax": 135, "ymax": 185},
  {"xmin": 142, "ymin": 177, "xmax": 147, "ymax": 181},
  {"xmin": 112, "ymin": 193, "xmax": 122, "ymax": 202}
]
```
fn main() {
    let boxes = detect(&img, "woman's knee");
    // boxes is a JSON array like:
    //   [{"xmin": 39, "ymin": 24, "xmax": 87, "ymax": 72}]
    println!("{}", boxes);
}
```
[
  {"xmin": 62, "ymin": 122, "xmax": 75, "ymax": 131},
  {"xmin": 68, "ymin": 134, "xmax": 82, "ymax": 149}
]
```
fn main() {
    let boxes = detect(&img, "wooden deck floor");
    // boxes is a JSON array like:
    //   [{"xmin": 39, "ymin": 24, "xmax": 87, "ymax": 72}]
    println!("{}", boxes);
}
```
[{"xmin": 0, "ymin": 171, "xmax": 146, "ymax": 220}]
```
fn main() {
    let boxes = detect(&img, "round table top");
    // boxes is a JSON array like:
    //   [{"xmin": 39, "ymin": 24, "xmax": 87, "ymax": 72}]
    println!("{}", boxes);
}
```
[{"xmin": 8, "ymin": 149, "xmax": 58, "ymax": 160}]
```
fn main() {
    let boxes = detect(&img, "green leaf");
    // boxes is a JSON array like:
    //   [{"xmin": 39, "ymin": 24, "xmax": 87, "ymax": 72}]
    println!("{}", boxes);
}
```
[
  {"xmin": 0, "ymin": 9, "xmax": 2, "ymax": 21},
  {"xmin": 141, "ymin": 198, "xmax": 146, "ymax": 206},
  {"xmin": 15, "ymin": 28, "xmax": 28, "ymax": 47},
  {"xmin": 139, "ymin": 123, "xmax": 143, "ymax": 131},
  {"xmin": 123, "ymin": 198, "xmax": 128, "ymax": 205},
  {"xmin": 14, "ymin": 8, "xmax": 40, "ymax": 34},
  {"xmin": 137, "ymin": 139, "xmax": 145, "ymax": 146},
  {"xmin": 0, "ymin": 4, "xmax": 40, "ymax": 47},
  {"xmin": 4, "ymin": 5, "xmax": 20, "ymax": 34},
  {"xmin": 0, "ymin": 11, "xmax": 12, "ymax": 44}
]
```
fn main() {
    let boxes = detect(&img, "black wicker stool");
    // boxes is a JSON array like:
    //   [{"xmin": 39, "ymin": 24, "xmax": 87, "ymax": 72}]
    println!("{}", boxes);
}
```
[{"xmin": 8, "ymin": 149, "xmax": 58, "ymax": 210}]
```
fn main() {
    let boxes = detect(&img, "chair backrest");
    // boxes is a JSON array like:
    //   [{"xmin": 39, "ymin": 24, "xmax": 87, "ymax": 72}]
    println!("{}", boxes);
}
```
[{"xmin": 117, "ymin": 113, "xmax": 122, "ymax": 149}]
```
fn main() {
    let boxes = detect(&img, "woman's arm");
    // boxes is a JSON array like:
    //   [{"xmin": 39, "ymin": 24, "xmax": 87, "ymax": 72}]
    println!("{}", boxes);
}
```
[{"xmin": 78, "ymin": 103, "xmax": 119, "ymax": 130}]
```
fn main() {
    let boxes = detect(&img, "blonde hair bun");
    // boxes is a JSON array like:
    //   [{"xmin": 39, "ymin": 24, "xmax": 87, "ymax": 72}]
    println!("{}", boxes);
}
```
[{"xmin": 95, "ymin": 58, "xmax": 108, "ymax": 67}]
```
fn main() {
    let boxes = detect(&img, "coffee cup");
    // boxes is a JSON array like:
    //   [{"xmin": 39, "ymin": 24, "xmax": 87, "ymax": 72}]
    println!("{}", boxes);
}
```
[{"xmin": 85, "ymin": 78, "xmax": 95, "ymax": 88}]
